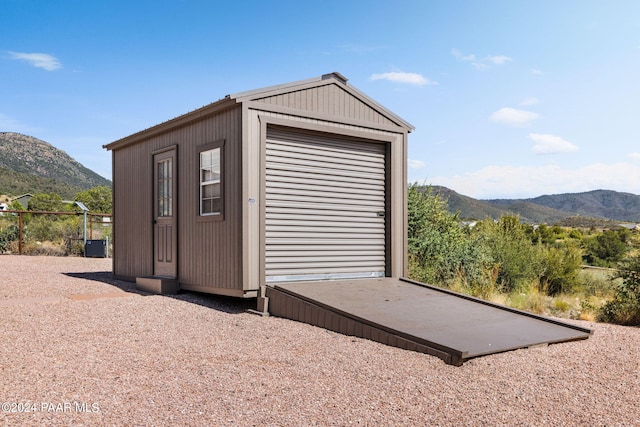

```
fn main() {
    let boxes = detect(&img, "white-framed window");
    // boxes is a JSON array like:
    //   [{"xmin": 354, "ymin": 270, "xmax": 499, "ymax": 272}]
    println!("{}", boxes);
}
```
[{"xmin": 200, "ymin": 147, "xmax": 221, "ymax": 216}]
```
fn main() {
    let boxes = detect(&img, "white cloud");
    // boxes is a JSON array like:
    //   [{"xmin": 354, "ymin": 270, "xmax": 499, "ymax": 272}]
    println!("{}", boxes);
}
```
[
  {"xmin": 425, "ymin": 162, "xmax": 640, "ymax": 199},
  {"xmin": 520, "ymin": 97, "xmax": 540, "ymax": 106},
  {"xmin": 370, "ymin": 72, "xmax": 437, "ymax": 86},
  {"xmin": 531, "ymin": 69, "xmax": 544, "ymax": 75},
  {"xmin": 452, "ymin": 48, "xmax": 512, "ymax": 69},
  {"xmin": 471, "ymin": 62, "xmax": 489, "ymax": 71},
  {"xmin": 489, "ymin": 107, "xmax": 539, "ymax": 127},
  {"xmin": 528, "ymin": 133, "xmax": 578, "ymax": 154},
  {"xmin": 484, "ymin": 55, "xmax": 512, "ymax": 65},
  {"xmin": 8, "ymin": 51, "xmax": 62, "ymax": 70},
  {"xmin": 451, "ymin": 48, "xmax": 476, "ymax": 62},
  {"xmin": 409, "ymin": 159, "xmax": 425, "ymax": 169},
  {"xmin": 629, "ymin": 152, "xmax": 640, "ymax": 161}
]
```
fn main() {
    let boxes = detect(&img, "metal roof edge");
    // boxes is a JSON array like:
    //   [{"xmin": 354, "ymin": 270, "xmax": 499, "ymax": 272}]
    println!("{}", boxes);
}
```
[
  {"xmin": 341, "ymin": 81, "xmax": 415, "ymax": 132},
  {"xmin": 104, "ymin": 72, "xmax": 415, "ymax": 151},
  {"xmin": 103, "ymin": 97, "xmax": 238, "ymax": 151},
  {"xmin": 228, "ymin": 74, "xmax": 330, "ymax": 101}
]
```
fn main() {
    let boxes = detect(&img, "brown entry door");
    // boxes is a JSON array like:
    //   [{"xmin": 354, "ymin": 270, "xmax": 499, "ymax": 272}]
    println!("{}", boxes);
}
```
[{"xmin": 153, "ymin": 149, "xmax": 177, "ymax": 278}]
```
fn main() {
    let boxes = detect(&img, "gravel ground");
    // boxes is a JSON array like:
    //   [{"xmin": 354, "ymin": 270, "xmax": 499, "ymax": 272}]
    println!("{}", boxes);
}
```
[{"xmin": 0, "ymin": 255, "xmax": 638, "ymax": 426}]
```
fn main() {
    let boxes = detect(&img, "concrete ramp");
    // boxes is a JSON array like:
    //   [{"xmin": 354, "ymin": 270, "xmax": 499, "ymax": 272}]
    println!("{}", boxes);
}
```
[{"xmin": 265, "ymin": 277, "xmax": 592, "ymax": 366}]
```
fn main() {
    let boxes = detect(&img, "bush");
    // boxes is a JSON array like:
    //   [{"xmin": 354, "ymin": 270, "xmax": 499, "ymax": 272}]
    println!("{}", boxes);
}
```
[
  {"xmin": 583, "ymin": 229, "xmax": 629, "ymax": 267},
  {"xmin": 599, "ymin": 250, "xmax": 640, "ymax": 325},
  {"xmin": 22, "ymin": 241, "xmax": 66, "ymax": 256},
  {"xmin": 0, "ymin": 224, "xmax": 19, "ymax": 253},
  {"xmin": 407, "ymin": 185, "xmax": 490, "ymax": 290},
  {"xmin": 473, "ymin": 216, "xmax": 545, "ymax": 293},
  {"xmin": 540, "ymin": 245, "xmax": 583, "ymax": 295}
]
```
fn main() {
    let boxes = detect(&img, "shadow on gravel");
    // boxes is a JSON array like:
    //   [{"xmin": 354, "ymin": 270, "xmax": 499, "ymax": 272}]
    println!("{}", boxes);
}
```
[{"xmin": 64, "ymin": 272, "xmax": 255, "ymax": 314}]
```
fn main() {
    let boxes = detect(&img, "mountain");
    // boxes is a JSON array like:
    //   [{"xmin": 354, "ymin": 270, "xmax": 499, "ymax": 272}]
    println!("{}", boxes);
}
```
[
  {"xmin": 0, "ymin": 132, "xmax": 111, "ymax": 199},
  {"xmin": 431, "ymin": 186, "xmax": 640, "ymax": 224},
  {"xmin": 527, "ymin": 190, "xmax": 640, "ymax": 222}
]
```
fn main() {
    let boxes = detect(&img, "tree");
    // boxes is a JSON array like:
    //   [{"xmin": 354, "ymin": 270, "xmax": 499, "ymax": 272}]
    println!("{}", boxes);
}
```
[
  {"xmin": 27, "ymin": 193, "xmax": 65, "ymax": 213},
  {"xmin": 583, "ymin": 229, "xmax": 628, "ymax": 267},
  {"xmin": 9, "ymin": 200, "xmax": 24, "ymax": 211},
  {"xmin": 74, "ymin": 186, "xmax": 112, "ymax": 213}
]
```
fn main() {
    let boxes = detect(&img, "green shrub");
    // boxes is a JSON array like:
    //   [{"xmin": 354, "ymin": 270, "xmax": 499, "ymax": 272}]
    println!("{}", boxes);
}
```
[
  {"xmin": 407, "ymin": 185, "xmax": 488, "ymax": 288},
  {"xmin": 599, "ymin": 250, "xmax": 640, "ymax": 325},
  {"xmin": 540, "ymin": 245, "xmax": 583, "ymax": 295},
  {"xmin": 583, "ymin": 229, "xmax": 629, "ymax": 267},
  {"xmin": 473, "ymin": 216, "xmax": 545, "ymax": 293},
  {"xmin": 578, "ymin": 269, "xmax": 617, "ymax": 298},
  {"xmin": 0, "ymin": 224, "xmax": 19, "ymax": 253}
]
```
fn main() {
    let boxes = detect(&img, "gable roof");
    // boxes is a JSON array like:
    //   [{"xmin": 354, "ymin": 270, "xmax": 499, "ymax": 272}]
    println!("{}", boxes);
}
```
[
  {"xmin": 105, "ymin": 72, "xmax": 413, "ymax": 151},
  {"xmin": 231, "ymin": 72, "xmax": 414, "ymax": 131}
]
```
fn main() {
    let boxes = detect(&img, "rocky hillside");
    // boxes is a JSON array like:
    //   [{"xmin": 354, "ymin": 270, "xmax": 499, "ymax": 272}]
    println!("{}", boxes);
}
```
[{"xmin": 0, "ymin": 132, "xmax": 110, "ymax": 199}]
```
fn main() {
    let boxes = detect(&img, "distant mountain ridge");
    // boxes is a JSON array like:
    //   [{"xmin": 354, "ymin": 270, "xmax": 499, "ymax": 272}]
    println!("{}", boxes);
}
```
[
  {"xmin": 0, "ymin": 132, "xmax": 111, "ymax": 199},
  {"xmin": 431, "ymin": 186, "xmax": 640, "ymax": 224}
]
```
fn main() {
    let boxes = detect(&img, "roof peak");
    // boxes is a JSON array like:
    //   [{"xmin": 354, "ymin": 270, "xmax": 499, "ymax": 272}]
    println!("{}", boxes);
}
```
[{"xmin": 322, "ymin": 72, "xmax": 348, "ymax": 84}]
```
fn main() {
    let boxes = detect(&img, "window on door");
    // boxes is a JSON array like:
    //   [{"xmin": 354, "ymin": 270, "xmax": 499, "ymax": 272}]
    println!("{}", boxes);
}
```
[
  {"xmin": 157, "ymin": 158, "xmax": 173, "ymax": 217},
  {"xmin": 199, "ymin": 140, "xmax": 224, "ymax": 217}
]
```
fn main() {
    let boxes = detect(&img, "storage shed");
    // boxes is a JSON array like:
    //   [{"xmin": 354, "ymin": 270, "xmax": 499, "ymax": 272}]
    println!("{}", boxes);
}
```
[{"xmin": 104, "ymin": 72, "xmax": 413, "ymax": 297}]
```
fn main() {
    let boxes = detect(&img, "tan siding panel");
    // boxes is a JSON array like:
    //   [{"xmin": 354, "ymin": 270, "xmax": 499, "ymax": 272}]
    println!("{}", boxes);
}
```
[
  {"xmin": 111, "ymin": 105, "xmax": 244, "ymax": 293},
  {"xmin": 178, "ymin": 106, "xmax": 243, "ymax": 292},
  {"xmin": 112, "ymin": 145, "xmax": 153, "ymax": 278},
  {"xmin": 253, "ymin": 83, "xmax": 396, "ymax": 126}
]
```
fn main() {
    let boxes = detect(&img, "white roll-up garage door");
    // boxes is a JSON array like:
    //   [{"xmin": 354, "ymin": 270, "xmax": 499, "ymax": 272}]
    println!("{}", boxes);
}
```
[{"xmin": 265, "ymin": 127, "xmax": 387, "ymax": 282}]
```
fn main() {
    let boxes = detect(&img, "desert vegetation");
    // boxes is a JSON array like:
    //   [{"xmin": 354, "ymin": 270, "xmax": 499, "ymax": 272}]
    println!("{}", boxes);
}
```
[
  {"xmin": 0, "ymin": 186, "xmax": 112, "ymax": 256},
  {"xmin": 408, "ymin": 185, "xmax": 640, "ymax": 326}
]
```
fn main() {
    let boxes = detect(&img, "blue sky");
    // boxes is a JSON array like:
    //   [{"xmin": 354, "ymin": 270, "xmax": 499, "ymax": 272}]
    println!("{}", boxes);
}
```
[{"xmin": 2, "ymin": 0, "xmax": 640, "ymax": 199}]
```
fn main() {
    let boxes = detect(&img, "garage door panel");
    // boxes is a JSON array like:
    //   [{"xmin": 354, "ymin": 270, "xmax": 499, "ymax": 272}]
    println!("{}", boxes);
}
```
[
  {"xmin": 265, "ymin": 193, "xmax": 385, "ymax": 208},
  {"xmin": 266, "ymin": 265, "xmax": 387, "ymax": 278},
  {"xmin": 266, "ymin": 202, "xmax": 385, "ymax": 214},
  {"xmin": 267, "ymin": 156, "xmax": 382, "ymax": 175},
  {"xmin": 266, "ymin": 219, "xmax": 385, "ymax": 229},
  {"xmin": 266, "ymin": 213, "xmax": 383, "ymax": 224},
  {"xmin": 266, "ymin": 145, "xmax": 385, "ymax": 167},
  {"xmin": 266, "ymin": 187, "xmax": 384, "ymax": 202},
  {"xmin": 265, "ymin": 163, "xmax": 386, "ymax": 184},
  {"xmin": 265, "ymin": 238, "xmax": 386, "ymax": 246},
  {"xmin": 265, "ymin": 174, "xmax": 385, "ymax": 192},
  {"xmin": 267, "ymin": 132, "xmax": 386, "ymax": 156},
  {"xmin": 267, "ymin": 211, "xmax": 382, "ymax": 221},
  {"xmin": 266, "ymin": 231, "xmax": 384, "ymax": 240},
  {"xmin": 266, "ymin": 249, "xmax": 385, "ymax": 258},
  {"xmin": 265, "ymin": 127, "xmax": 387, "ymax": 282}
]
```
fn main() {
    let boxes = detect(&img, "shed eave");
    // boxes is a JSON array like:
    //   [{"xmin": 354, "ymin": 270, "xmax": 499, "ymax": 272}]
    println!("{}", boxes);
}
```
[{"xmin": 103, "ymin": 97, "xmax": 238, "ymax": 151}]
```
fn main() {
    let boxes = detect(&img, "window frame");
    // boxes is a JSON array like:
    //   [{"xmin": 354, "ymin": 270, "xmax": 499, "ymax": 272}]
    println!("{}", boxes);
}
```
[{"xmin": 197, "ymin": 139, "xmax": 225, "ymax": 222}]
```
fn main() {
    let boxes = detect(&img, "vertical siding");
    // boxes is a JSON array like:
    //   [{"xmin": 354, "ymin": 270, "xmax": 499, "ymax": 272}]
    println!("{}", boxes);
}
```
[
  {"xmin": 256, "ymin": 83, "xmax": 397, "ymax": 127},
  {"xmin": 113, "ymin": 144, "xmax": 153, "ymax": 278},
  {"xmin": 111, "ymin": 105, "xmax": 244, "ymax": 293},
  {"xmin": 178, "ymin": 107, "xmax": 243, "ymax": 292}
]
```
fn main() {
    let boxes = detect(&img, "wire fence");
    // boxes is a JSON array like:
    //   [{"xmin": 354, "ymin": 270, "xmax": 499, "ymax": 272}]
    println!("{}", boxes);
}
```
[{"xmin": 0, "ymin": 210, "xmax": 112, "ymax": 257}]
